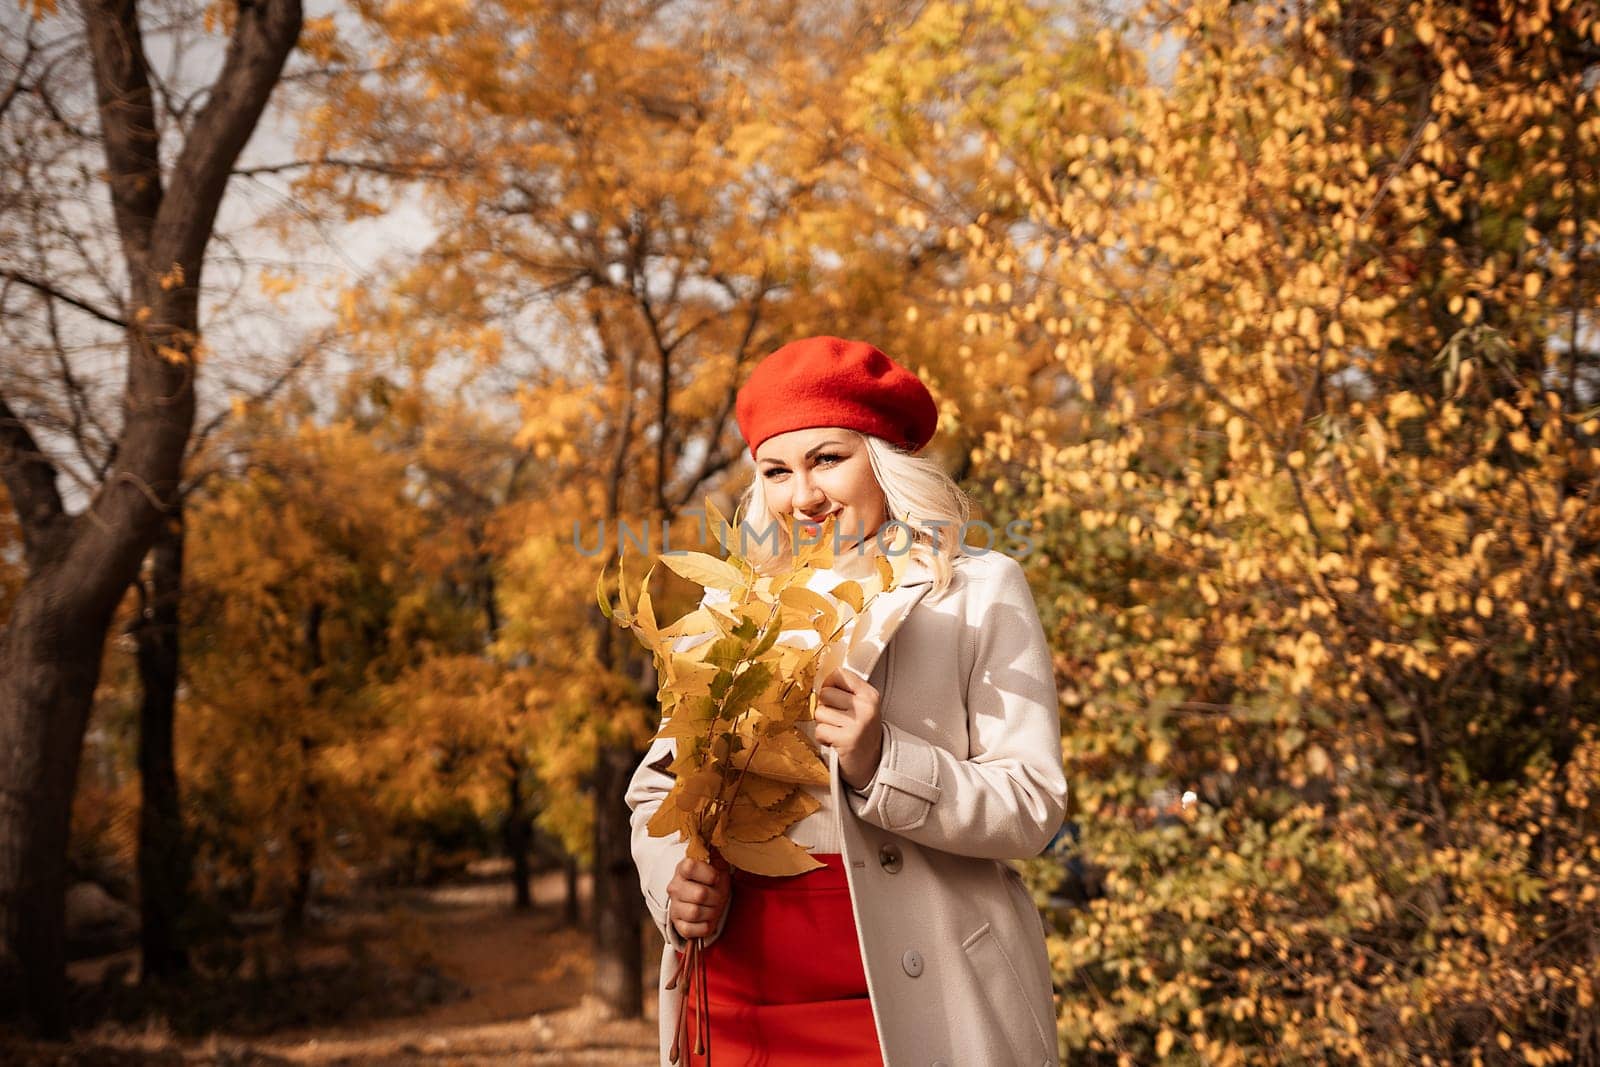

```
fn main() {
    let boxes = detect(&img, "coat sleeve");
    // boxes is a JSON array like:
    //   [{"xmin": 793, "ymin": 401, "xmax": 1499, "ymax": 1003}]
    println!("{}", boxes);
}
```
[
  {"xmin": 625, "ymin": 737, "xmax": 695, "ymax": 950},
  {"xmin": 846, "ymin": 553, "xmax": 1068, "ymax": 859},
  {"xmin": 625, "ymin": 591, "xmax": 734, "ymax": 950}
]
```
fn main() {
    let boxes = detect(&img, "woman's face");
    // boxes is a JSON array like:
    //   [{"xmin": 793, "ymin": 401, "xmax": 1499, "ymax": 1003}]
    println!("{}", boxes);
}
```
[{"xmin": 756, "ymin": 428, "xmax": 888, "ymax": 548}]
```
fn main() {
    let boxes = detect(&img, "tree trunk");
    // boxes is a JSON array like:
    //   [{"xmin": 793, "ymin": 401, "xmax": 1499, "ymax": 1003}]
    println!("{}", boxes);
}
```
[
  {"xmin": 589, "ymin": 326, "xmax": 647, "ymax": 1018},
  {"xmin": 285, "ymin": 741, "xmax": 318, "ymax": 931},
  {"xmin": 0, "ymin": 582, "xmax": 114, "ymax": 1036},
  {"xmin": 0, "ymin": 0, "xmax": 301, "ymax": 1035},
  {"xmin": 131, "ymin": 513, "xmax": 192, "ymax": 982},
  {"xmin": 504, "ymin": 757, "xmax": 533, "ymax": 911},
  {"xmin": 591, "ymin": 741, "xmax": 645, "ymax": 1018},
  {"xmin": 564, "ymin": 853, "xmax": 581, "ymax": 927},
  {"xmin": 285, "ymin": 602, "xmax": 323, "ymax": 932}
]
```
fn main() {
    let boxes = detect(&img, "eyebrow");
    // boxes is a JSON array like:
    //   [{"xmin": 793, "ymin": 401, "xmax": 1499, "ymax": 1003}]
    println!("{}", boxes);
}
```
[{"xmin": 758, "ymin": 439, "xmax": 847, "ymax": 467}]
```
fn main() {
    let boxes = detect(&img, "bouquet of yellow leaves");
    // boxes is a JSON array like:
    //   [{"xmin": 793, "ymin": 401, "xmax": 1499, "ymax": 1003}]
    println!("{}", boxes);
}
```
[
  {"xmin": 598, "ymin": 499, "xmax": 911, "ymax": 1065},
  {"xmin": 600, "ymin": 498, "xmax": 911, "ymax": 876}
]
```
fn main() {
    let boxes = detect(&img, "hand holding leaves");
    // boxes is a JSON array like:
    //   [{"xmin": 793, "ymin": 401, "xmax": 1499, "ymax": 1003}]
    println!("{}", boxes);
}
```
[{"xmin": 815, "ymin": 666, "xmax": 884, "ymax": 790}]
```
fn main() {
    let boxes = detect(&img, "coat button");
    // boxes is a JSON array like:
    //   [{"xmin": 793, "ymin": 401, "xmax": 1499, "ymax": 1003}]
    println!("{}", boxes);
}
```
[
  {"xmin": 878, "ymin": 843, "xmax": 903, "ymax": 873},
  {"xmin": 901, "ymin": 949, "xmax": 924, "ymax": 977}
]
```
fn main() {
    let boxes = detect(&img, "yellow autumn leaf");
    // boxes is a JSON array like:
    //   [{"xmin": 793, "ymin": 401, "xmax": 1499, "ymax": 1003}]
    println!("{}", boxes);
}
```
[
  {"xmin": 595, "ymin": 566, "xmax": 614, "ymax": 620},
  {"xmin": 812, "ymin": 636, "xmax": 851, "ymax": 696},
  {"xmin": 778, "ymin": 585, "xmax": 839, "ymax": 635},
  {"xmin": 647, "ymin": 796, "xmax": 690, "ymax": 840},
  {"xmin": 657, "ymin": 696, "xmax": 717, "ymax": 742},
  {"xmin": 730, "ymin": 729, "xmax": 828, "ymax": 785},
  {"xmin": 632, "ymin": 564, "xmax": 659, "ymax": 642},
  {"xmin": 718, "ymin": 834, "xmax": 825, "ymax": 877},
  {"xmin": 671, "ymin": 768, "xmax": 725, "ymax": 815},
  {"xmin": 736, "ymin": 773, "xmax": 794, "ymax": 808},
  {"xmin": 657, "ymin": 550, "xmax": 746, "ymax": 592},
  {"xmin": 828, "ymin": 579, "xmax": 866, "ymax": 612},
  {"xmin": 703, "ymin": 496, "xmax": 735, "ymax": 549},
  {"xmin": 723, "ymin": 786, "xmax": 820, "ymax": 844}
]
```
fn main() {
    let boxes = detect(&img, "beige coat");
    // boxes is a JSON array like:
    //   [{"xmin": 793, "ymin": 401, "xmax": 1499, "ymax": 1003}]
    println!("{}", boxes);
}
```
[{"xmin": 625, "ymin": 549, "xmax": 1068, "ymax": 1067}]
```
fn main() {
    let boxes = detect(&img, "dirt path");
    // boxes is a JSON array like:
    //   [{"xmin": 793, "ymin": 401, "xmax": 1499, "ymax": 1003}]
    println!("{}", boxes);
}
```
[
  {"xmin": 20, "ymin": 866, "xmax": 662, "ymax": 1066},
  {"xmin": 251, "ymin": 871, "xmax": 659, "ymax": 1065}
]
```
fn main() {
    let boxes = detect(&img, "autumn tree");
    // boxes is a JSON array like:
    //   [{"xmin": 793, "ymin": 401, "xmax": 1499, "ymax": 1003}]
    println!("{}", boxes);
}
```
[
  {"xmin": 920, "ymin": 0, "xmax": 1600, "ymax": 1058},
  {"xmin": 833, "ymin": 0, "xmax": 1130, "ymax": 495},
  {"xmin": 0, "ymin": 0, "xmax": 302, "ymax": 1034},
  {"xmin": 362, "ymin": 401, "xmax": 557, "ymax": 910},
  {"xmin": 2, "ymin": 4, "xmax": 329, "ymax": 989},
  {"xmin": 179, "ymin": 406, "xmax": 436, "ymax": 920}
]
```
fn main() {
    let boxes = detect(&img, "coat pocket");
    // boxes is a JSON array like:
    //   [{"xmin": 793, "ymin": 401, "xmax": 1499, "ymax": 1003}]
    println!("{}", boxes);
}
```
[{"xmin": 961, "ymin": 921, "xmax": 1052, "ymax": 1064}]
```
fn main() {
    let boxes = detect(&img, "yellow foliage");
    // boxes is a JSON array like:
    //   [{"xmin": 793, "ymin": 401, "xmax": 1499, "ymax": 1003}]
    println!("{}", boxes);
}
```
[{"xmin": 873, "ymin": 0, "xmax": 1600, "ymax": 1058}]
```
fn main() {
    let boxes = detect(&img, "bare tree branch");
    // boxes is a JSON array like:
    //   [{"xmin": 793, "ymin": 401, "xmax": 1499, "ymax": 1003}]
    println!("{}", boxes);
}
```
[
  {"xmin": 156, "ymin": 0, "xmax": 306, "ymax": 271},
  {"xmin": 30, "ymin": 77, "xmax": 97, "ymax": 143},
  {"xmin": 85, "ymin": 0, "xmax": 163, "ymax": 267},
  {"xmin": 187, "ymin": 337, "xmax": 318, "ymax": 465},
  {"xmin": 0, "ymin": 268, "xmax": 128, "ymax": 329},
  {"xmin": 668, "ymin": 273, "xmax": 773, "ymax": 506},
  {"xmin": 0, "ymin": 391, "xmax": 67, "ymax": 569},
  {"xmin": 38, "ymin": 259, "xmax": 116, "ymax": 479},
  {"xmin": 233, "ymin": 156, "xmax": 456, "ymax": 181},
  {"xmin": 0, "ymin": 32, "xmax": 35, "ymax": 126}
]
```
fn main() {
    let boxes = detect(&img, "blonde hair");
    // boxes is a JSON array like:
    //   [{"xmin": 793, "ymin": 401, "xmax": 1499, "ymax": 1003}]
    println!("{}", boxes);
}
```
[{"xmin": 734, "ymin": 430, "xmax": 970, "ymax": 597}]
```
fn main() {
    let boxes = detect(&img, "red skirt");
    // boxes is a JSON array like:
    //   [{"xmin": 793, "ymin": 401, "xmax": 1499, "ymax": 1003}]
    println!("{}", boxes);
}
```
[{"xmin": 685, "ymin": 853, "xmax": 884, "ymax": 1066}]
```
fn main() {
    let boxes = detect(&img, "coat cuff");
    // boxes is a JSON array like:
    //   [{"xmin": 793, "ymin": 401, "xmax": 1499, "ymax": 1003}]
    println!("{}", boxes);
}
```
[
  {"xmin": 640, "ymin": 848, "xmax": 678, "ymax": 936},
  {"xmin": 846, "ymin": 721, "xmax": 942, "ymax": 831},
  {"xmin": 847, "ymin": 723, "xmax": 890, "ymax": 797}
]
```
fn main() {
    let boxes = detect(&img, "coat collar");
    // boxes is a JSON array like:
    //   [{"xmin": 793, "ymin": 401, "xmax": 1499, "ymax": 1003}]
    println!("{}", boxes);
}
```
[
  {"xmin": 825, "ymin": 555, "xmax": 937, "ymax": 846},
  {"xmin": 841, "ymin": 555, "xmax": 935, "ymax": 682}
]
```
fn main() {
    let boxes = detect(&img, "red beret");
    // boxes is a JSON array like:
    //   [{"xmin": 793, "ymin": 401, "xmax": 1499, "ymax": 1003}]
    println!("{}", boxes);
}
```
[{"xmin": 735, "ymin": 336, "xmax": 938, "ymax": 458}]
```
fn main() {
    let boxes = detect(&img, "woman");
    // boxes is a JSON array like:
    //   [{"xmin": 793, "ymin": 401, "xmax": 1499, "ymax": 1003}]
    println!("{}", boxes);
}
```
[{"xmin": 626, "ymin": 336, "xmax": 1068, "ymax": 1066}]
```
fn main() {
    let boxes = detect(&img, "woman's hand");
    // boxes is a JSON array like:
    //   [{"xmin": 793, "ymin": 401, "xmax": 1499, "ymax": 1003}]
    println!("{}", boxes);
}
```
[
  {"xmin": 816, "ymin": 666, "xmax": 884, "ymax": 790},
  {"xmin": 666, "ymin": 856, "xmax": 731, "ymax": 941}
]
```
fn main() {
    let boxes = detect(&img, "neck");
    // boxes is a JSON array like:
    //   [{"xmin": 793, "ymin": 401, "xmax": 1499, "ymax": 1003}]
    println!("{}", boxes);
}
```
[{"xmin": 825, "ymin": 537, "xmax": 882, "ymax": 580}]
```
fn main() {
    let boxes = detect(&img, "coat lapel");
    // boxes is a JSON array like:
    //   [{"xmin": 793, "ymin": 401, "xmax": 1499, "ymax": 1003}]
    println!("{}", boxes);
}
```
[
  {"xmin": 827, "ymin": 561, "xmax": 935, "ymax": 1061},
  {"xmin": 840, "ymin": 559, "xmax": 935, "ymax": 682}
]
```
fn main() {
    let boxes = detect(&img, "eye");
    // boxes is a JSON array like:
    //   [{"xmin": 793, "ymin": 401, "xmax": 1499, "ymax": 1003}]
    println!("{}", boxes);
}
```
[
  {"xmin": 762, "ymin": 468, "xmax": 788, "ymax": 480},
  {"xmin": 814, "ymin": 452, "xmax": 844, "ymax": 465}
]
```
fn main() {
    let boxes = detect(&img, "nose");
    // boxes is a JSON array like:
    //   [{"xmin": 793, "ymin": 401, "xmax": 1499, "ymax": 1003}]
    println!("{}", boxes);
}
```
[{"xmin": 793, "ymin": 470, "xmax": 828, "ymax": 512}]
